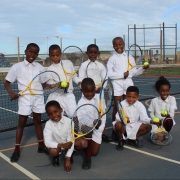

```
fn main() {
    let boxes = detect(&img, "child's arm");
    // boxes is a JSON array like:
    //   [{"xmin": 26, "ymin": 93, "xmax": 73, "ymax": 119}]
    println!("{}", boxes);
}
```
[
  {"xmin": 139, "ymin": 102, "xmax": 152, "ymax": 124},
  {"xmin": 4, "ymin": 80, "xmax": 19, "ymax": 100}
]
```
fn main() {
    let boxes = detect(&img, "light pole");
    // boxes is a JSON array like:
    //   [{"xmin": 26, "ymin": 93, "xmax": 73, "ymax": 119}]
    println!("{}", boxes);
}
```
[{"xmin": 47, "ymin": 36, "xmax": 59, "ymax": 54}]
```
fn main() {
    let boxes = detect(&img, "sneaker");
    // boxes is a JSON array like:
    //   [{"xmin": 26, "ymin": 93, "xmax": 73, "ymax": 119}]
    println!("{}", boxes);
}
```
[
  {"xmin": 102, "ymin": 134, "xmax": 113, "ymax": 142},
  {"xmin": 52, "ymin": 156, "xmax": 59, "ymax": 167},
  {"xmin": 38, "ymin": 146, "xmax": 49, "ymax": 154},
  {"xmin": 82, "ymin": 157, "xmax": 91, "ymax": 170},
  {"xmin": 128, "ymin": 139, "xmax": 143, "ymax": 148},
  {"xmin": 10, "ymin": 151, "xmax": 20, "ymax": 162},
  {"xmin": 116, "ymin": 139, "xmax": 125, "ymax": 151}
]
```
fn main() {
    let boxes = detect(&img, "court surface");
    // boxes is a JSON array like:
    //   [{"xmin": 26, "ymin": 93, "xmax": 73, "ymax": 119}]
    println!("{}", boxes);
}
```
[{"xmin": 0, "ymin": 95, "xmax": 180, "ymax": 179}]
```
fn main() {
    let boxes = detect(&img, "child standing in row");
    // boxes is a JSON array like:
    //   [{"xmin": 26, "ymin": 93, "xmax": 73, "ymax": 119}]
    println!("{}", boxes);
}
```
[
  {"xmin": 4, "ymin": 43, "xmax": 49, "ymax": 162},
  {"xmin": 78, "ymin": 44, "xmax": 111, "ymax": 142},
  {"xmin": 46, "ymin": 44, "xmax": 81, "ymax": 118},
  {"xmin": 107, "ymin": 37, "xmax": 149, "ymax": 138}
]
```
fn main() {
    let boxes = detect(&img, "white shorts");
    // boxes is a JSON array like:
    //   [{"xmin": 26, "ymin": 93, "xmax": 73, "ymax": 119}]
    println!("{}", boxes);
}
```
[
  {"xmin": 112, "ymin": 78, "xmax": 134, "ymax": 96},
  {"xmin": 92, "ymin": 122, "xmax": 105, "ymax": 144},
  {"xmin": 18, "ymin": 95, "xmax": 45, "ymax": 116},
  {"xmin": 112, "ymin": 120, "xmax": 142, "ymax": 140},
  {"xmin": 46, "ymin": 92, "xmax": 77, "ymax": 118}
]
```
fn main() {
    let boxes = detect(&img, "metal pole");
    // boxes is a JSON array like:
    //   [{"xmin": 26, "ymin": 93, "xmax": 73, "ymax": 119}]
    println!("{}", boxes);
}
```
[
  {"xmin": 175, "ymin": 23, "xmax": 177, "ymax": 63},
  {"xmin": 18, "ymin": 37, "xmax": 20, "ymax": 62},
  {"xmin": 128, "ymin": 25, "xmax": 129, "ymax": 49},
  {"xmin": 160, "ymin": 30, "xmax": 162, "ymax": 64},
  {"xmin": 134, "ymin": 24, "xmax": 136, "ymax": 60},
  {"xmin": 60, "ymin": 38, "xmax": 62, "ymax": 50},
  {"xmin": 163, "ymin": 22, "xmax": 165, "ymax": 63},
  {"xmin": 94, "ymin": 38, "xmax": 96, "ymax": 45}
]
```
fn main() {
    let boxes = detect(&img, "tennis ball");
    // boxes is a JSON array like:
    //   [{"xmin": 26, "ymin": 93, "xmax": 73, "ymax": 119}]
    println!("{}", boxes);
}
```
[
  {"xmin": 143, "ymin": 62, "xmax": 149, "ymax": 66},
  {"xmin": 153, "ymin": 117, "xmax": 160, "ymax": 123},
  {"xmin": 61, "ymin": 81, "xmax": 67, "ymax": 88},
  {"xmin": 161, "ymin": 110, "xmax": 168, "ymax": 116}
]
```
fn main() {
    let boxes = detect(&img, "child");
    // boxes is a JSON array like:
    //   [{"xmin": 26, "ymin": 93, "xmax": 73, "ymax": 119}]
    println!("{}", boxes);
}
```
[
  {"xmin": 44, "ymin": 100, "xmax": 87, "ymax": 172},
  {"xmin": 77, "ymin": 78, "xmax": 106, "ymax": 170},
  {"xmin": 4, "ymin": 43, "xmax": 49, "ymax": 162},
  {"xmin": 148, "ymin": 76, "xmax": 177, "ymax": 137},
  {"xmin": 113, "ymin": 86, "xmax": 152, "ymax": 150},
  {"xmin": 46, "ymin": 44, "xmax": 81, "ymax": 118},
  {"xmin": 107, "ymin": 37, "xmax": 149, "ymax": 138},
  {"xmin": 78, "ymin": 44, "xmax": 111, "ymax": 142}
]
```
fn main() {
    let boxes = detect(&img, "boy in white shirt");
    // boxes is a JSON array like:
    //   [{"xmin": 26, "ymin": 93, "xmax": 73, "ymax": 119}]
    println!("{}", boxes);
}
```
[
  {"xmin": 113, "ymin": 86, "xmax": 152, "ymax": 150},
  {"xmin": 77, "ymin": 78, "xmax": 106, "ymax": 170},
  {"xmin": 44, "ymin": 100, "xmax": 87, "ymax": 172},
  {"xmin": 107, "ymin": 37, "xmax": 149, "ymax": 139},
  {"xmin": 4, "ymin": 43, "xmax": 49, "ymax": 162},
  {"xmin": 78, "ymin": 44, "xmax": 111, "ymax": 142},
  {"xmin": 46, "ymin": 44, "xmax": 81, "ymax": 118}
]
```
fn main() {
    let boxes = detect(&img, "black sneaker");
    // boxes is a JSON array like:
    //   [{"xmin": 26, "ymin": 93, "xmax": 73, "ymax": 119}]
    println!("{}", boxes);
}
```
[
  {"xmin": 128, "ymin": 139, "xmax": 143, "ymax": 148},
  {"xmin": 116, "ymin": 139, "xmax": 125, "ymax": 151},
  {"xmin": 10, "ymin": 151, "xmax": 20, "ymax": 162},
  {"xmin": 52, "ymin": 156, "xmax": 59, "ymax": 167},
  {"xmin": 38, "ymin": 146, "xmax": 49, "ymax": 154},
  {"xmin": 102, "ymin": 134, "xmax": 113, "ymax": 142},
  {"xmin": 112, "ymin": 130, "xmax": 118, "ymax": 141},
  {"xmin": 82, "ymin": 157, "xmax": 91, "ymax": 170}
]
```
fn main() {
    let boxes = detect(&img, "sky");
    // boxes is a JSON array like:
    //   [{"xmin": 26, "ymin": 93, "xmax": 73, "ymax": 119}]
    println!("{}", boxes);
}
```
[{"xmin": 0, "ymin": 0, "xmax": 180, "ymax": 54}]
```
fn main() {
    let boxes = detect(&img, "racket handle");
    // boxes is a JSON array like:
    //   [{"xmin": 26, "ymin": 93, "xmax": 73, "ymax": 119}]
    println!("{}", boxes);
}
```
[{"xmin": 64, "ymin": 88, "xmax": 67, "ymax": 93}]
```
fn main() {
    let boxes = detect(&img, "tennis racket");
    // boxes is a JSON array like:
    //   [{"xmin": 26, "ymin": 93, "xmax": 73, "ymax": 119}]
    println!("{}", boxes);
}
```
[
  {"xmin": 127, "ymin": 44, "xmax": 143, "ymax": 72},
  {"xmin": 11, "ymin": 70, "xmax": 60, "ymax": 99},
  {"xmin": 70, "ymin": 104, "xmax": 100, "ymax": 142},
  {"xmin": 99, "ymin": 79, "xmax": 114, "ymax": 118},
  {"xmin": 86, "ymin": 60, "xmax": 107, "ymax": 90},
  {"xmin": 151, "ymin": 117, "xmax": 173, "ymax": 146},
  {"xmin": 61, "ymin": 46, "xmax": 84, "ymax": 93},
  {"xmin": 117, "ymin": 101, "xmax": 129, "ymax": 126}
]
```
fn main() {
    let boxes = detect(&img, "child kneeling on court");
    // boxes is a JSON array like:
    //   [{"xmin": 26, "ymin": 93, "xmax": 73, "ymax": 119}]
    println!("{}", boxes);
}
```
[
  {"xmin": 77, "ymin": 78, "xmax": 106, "ymax": 170},
  {"xmin": 44, "ymin": 101, "xmax": 87, "ymax": 172},
  {"xmin": 113, "ymin": 86, "xmax": 152, "ymax": 150}
]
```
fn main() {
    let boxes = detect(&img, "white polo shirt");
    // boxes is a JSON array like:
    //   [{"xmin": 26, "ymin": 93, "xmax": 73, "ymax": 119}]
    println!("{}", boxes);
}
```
[
  {"xmin": 78, "ymin": 59, "xmax": 107, "ymax": 87},
  {"xmin": 43, "ymin": 116, "xmax": 74, "ymax": 157},
  {"xmin": 114, "ymin": 99, "xmax": 151, "ymax": 139},
  {"xmin": 5, "ymin": 60, "xmax": 47, "ymax": 115},
  {"xmin": 6, "ymin": 59, "xmax": 46, "ymax": 93},
  {"xmin": 148, "ymin": 96, "xmax": 177, "ymax": 121},
  {"xmin": 47, "ymin": 60, "xmax": 80, "ymax": 94},
  {"xmin": 107, "ymin": 52, "xmax": 144, "ymax": 96}
]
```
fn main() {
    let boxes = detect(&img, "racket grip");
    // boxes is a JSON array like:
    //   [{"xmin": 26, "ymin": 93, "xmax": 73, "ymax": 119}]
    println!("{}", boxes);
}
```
[{"xmin": 64, "ymin": 88, "xmax": 67, "ymax": 93}]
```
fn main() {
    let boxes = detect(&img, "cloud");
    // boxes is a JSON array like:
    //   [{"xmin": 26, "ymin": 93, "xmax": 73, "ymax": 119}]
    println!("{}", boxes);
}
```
[{"xmin": 0, "ymin": 0, "xmax": 180, "ymax": 53}]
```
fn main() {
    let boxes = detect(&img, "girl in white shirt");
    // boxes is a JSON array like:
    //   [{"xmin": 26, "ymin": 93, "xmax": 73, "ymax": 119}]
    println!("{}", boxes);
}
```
[{"xmin": 148, "ymin": 76, "xmax": 177, "ymax": 133}]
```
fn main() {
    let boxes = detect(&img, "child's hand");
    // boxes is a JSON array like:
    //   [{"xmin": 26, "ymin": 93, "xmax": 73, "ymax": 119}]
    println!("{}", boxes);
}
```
[
  {"xmin": 64, "ymin": 157, "xmax": 72, "ymax": 172},
  {"xmin": 124, "ymin": 72, "xmax": 129, "ymax": 79},
  {"xmin": 59, "ymin": 82, "xmax": 69, "ymax": 89},
  {"xmin": 96, "ymin": 87, "xmax": 101, "ymax": 94},
  {"xmin": 62, "ymin": 142, "xmax": 72, "ymax": 149},
  {"xmin": 78, "ymin": 82, "xmax": 81, "ymax": 86},
  {"xmin": 143, "ymin": 65, "xmax": 149, "ymax": 69},
  {"xmin": 10, "ymin": 92, "xmax": 19, "ymax": 100}
]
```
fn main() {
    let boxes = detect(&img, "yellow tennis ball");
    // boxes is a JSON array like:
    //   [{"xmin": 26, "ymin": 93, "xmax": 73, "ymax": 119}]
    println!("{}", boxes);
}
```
[
  {"xmin": 153, "ymin": 117, "xmax": 160, "ymax": 123},
  {"xmin": 143, "ymin": 62, "xmax": 149, "ymax": 66},
  {"xmin": 61, "ymin": 81, "xmax": 67, "ymax": 88},
  {"xmin": 161, "ymin": 110, "xmax": 168, "ymax": 116}
]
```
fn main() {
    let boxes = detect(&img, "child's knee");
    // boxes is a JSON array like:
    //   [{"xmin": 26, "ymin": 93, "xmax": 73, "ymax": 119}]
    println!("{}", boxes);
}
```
[
  {"xmin": 115, "ymin": 122, "xmax": 122, "ymax": 131},
  {"xmin": 81, "ymin": 139, "xmax": 88, "ymax": 148},
  {"xmin": 49, "ymin": 148, "xmax": 59, "ymax": 156},
  {"xmin": 146, "ymin": 125, "xmax": 152, "ymax": 132}
]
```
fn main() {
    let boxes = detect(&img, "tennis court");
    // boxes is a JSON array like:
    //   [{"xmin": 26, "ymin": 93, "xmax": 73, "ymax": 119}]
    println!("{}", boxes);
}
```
[{"xmin": 0, "ymin": 65, "xmax": 180, "ymax": 179}]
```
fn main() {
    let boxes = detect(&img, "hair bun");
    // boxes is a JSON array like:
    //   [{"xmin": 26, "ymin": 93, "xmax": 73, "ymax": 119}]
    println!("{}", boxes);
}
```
[{"xmin": 159, "ymin": 76, "xmax": 166, "ymax": 80}]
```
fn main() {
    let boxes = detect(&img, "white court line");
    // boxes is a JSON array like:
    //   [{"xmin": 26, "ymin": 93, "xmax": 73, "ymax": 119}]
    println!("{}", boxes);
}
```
[
  {"xmin": 0, "ymin": 152, "xmax": 40, "ymax": 180},
  {"xmin": 110, "ymin": 142, "xmax": 180, "ymax": 165}
]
